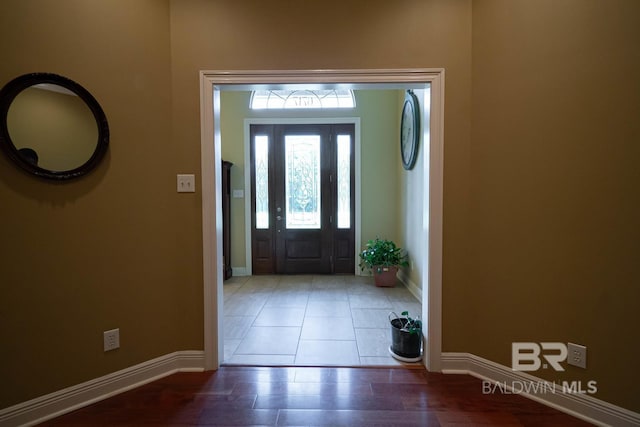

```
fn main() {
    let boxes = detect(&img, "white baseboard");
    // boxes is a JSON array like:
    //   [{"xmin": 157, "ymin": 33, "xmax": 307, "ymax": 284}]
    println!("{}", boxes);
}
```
[
  {"xmin": 397, "ymin": 269, "xmax": 422, "ymax": 302},
  {"xmin": 0, "ymin": 350, "xmax": 205, "ymax": 427},
  {"xmin": 441, "ymin": 352, "xmax": 640, "ymax": 427},
  {"xmin": 230, "ymin": 267, "xmax": 249, "ymax": 276}
]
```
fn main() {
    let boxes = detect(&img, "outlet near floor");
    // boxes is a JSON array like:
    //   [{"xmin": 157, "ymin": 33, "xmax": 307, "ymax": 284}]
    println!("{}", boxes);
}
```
[
  {"xmin": 103, "ymin": 328, "xmax": 120, "ymax": 352},
  {"xmin": 567, "ymin": 342, "xmax": 586, "ymax": 368}
]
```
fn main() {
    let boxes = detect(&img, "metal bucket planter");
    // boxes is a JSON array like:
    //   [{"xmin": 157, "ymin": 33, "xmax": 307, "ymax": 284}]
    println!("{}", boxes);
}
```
[{"xmin": 388, "ymin": 312, "xmax": 422, "ymax": 362}]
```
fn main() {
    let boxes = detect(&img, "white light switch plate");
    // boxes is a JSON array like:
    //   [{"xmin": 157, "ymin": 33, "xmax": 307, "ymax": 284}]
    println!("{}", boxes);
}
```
[{"xmin": 177, "ymin": 174, "xmax": 195, "ymax": 193}]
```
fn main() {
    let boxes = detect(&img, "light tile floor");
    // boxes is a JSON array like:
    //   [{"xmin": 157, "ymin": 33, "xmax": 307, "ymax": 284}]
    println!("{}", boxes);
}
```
[{"xmin": 222, "ymin": 274, "xmax": 422, "ymax": 367}]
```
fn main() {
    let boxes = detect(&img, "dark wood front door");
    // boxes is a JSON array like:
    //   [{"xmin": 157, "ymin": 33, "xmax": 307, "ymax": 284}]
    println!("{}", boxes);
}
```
[{"xmin": 251, "ymin": 123, "xmax": 355, "ymax": 274}]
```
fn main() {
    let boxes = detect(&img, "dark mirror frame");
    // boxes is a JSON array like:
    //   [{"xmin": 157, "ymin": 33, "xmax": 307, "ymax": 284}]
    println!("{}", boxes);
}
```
[{"xmin": 0, "ymin": 72, "xmax": 109, "ymax": 181}]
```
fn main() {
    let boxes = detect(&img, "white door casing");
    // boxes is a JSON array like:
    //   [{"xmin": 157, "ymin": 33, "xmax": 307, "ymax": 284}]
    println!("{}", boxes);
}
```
[{"xmin": 199, "ymin": 69, "xmax": 444, "ymax": 371}]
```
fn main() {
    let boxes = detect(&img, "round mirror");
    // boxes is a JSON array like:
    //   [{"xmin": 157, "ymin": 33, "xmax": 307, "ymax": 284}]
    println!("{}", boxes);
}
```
[{"xmin": 0, "ymin": 73, "xmax": 109, "ymax": 181}]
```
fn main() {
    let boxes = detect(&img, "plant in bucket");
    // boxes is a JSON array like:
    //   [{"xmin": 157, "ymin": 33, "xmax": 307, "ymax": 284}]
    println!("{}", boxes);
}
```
[{"xmin": 388, "ymin": 311, "xmax": 422, "ymax": 362}]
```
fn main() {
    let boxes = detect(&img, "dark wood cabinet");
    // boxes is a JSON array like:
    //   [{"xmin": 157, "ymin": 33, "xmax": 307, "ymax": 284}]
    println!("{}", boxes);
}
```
[{"xmin": 222, "ymin": 160, "xmax": 233, "ymax": 280}]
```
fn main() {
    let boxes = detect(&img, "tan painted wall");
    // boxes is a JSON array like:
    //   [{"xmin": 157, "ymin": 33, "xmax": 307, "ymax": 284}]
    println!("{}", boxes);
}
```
[
  {"xmin": 8, "ymin": 0, "xmax": 638, "ymax": 416},
  {"xmin": 464, "ymin": 0, "xmax": 640, "ymax": 411},
  {"xmin": 0, "ymin": 0, "xmax": 197, "ymax": 408}
]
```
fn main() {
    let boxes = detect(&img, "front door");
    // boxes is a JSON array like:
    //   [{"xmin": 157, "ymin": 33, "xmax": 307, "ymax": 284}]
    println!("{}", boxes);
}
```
[{"xmin": 250, "ymin": 123, "xmax": 355, "ymax": 274}]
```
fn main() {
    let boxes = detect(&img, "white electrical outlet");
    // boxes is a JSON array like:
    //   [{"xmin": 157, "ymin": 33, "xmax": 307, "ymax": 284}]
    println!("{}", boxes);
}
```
[
  {"xmin": 177, "ymin": 174, "xmax": 195, "ymax": 193},
  {"xmin": 567, "ymin": 342, "xmax": 586, "ymax": 369},
  {"xmin": 103, "ymin": 328, "xmax": 120, "ymax": 352}
]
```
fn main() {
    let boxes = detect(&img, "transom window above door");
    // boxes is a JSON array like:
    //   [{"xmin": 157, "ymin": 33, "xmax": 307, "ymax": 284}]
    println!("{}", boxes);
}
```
[{"xmin": 250, "ymin": 89, "xmax": 356, "ymax": 109}]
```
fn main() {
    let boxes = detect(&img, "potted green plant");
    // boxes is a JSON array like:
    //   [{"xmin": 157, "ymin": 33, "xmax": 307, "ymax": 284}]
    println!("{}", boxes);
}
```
[
  {"xmin": 358, "ymin": 237, "xmax": 409, "ymax": 287},
  {"xmin": 389, "ymin": 311, "xmax": 422, "ymax": 362}
]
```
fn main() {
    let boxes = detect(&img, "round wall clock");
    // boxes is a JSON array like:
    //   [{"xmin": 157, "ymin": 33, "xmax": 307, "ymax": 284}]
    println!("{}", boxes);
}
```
[{"xmin": 400, "ymin": 90, "xmax": 420, "ymax": 170}]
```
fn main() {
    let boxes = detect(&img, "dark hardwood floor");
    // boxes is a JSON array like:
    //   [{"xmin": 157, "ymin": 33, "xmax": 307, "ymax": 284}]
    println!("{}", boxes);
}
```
[{"xmin": 40, "ymin": 366, "xmax": 593, "ymax": 426}]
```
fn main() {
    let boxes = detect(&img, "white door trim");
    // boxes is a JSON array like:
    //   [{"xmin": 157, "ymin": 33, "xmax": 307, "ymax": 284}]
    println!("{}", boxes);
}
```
[{"xmin": 199, "ymin": 69, "xmax": 445, "ymax": 371}]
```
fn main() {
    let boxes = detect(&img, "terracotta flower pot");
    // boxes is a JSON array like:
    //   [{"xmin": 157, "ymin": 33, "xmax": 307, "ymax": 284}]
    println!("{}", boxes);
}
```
[{"xmin": 373, "ymin": 265, "xmax": 399, "ymax": 287}]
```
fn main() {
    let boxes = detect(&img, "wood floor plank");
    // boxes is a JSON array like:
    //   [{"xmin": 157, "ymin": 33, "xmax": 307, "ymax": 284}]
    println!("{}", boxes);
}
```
[
  {"xmin": 40, "ymin": 367, "xmax": 594, "ymax": 426},
  {"xmin": 276, "ymin": 408, "xmax": 441, "ymax": 426}
]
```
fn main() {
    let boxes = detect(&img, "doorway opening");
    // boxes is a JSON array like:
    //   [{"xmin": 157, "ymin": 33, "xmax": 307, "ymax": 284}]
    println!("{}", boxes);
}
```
[{"xmin": 200, "ymin": 69, "xmax": 444, "ymax": 372}]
